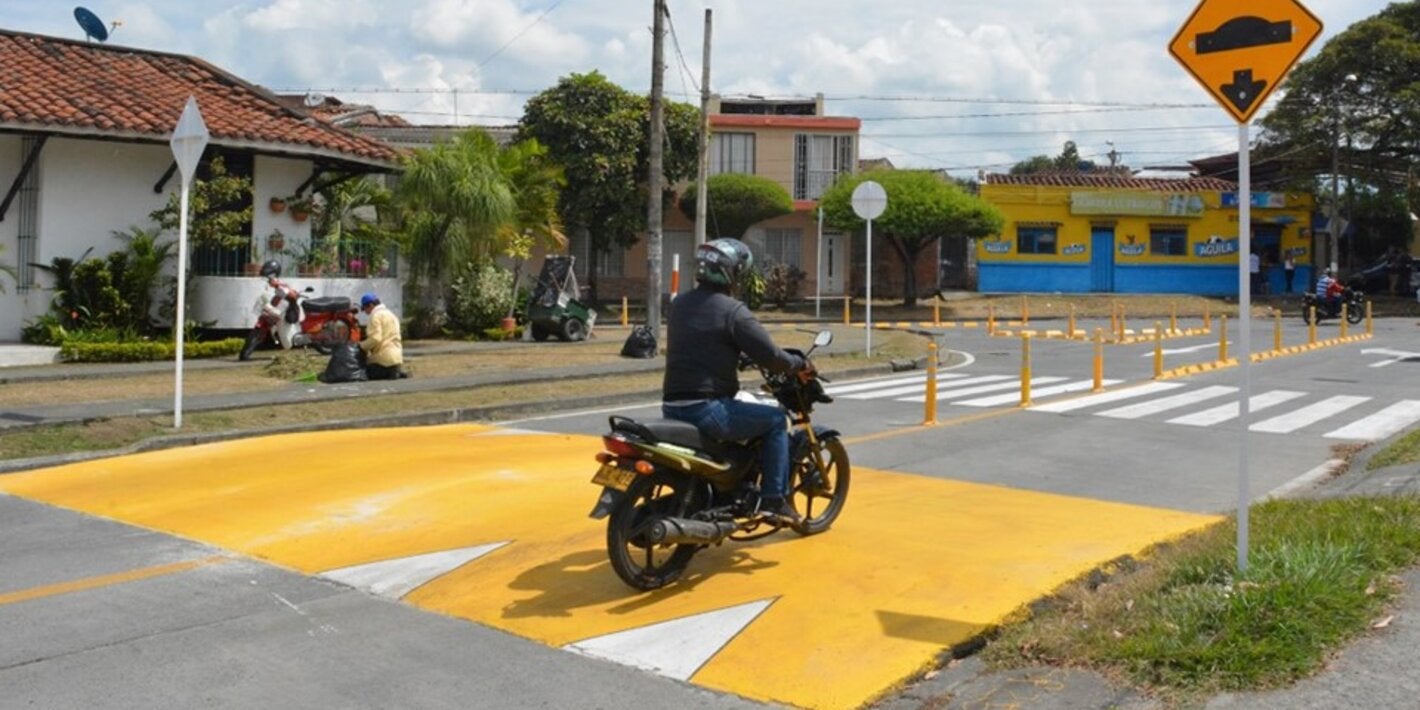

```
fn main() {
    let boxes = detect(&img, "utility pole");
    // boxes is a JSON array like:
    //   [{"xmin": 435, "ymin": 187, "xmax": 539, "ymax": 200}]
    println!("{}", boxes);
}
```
[
  {"xmin": 645, "ymin": 0, "xmax": 667, "ymax": 330},
  {"xmin": 693, "ymin": 8, "xmax": 712, "ymax": 248}
]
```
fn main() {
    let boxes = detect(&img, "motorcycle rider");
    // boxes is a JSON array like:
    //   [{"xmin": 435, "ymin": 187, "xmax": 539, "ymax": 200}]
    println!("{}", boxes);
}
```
[
  {"xmin": 258, "ymin": 259, "xmax": 300, "ymax": 350},
  {"xmin": 1315, "ymin": 268, "xmax": 1343, "ymax": 315},
  {"xmin": 661, "ymin": 238, "xmax": 812, "ymax": 526}
]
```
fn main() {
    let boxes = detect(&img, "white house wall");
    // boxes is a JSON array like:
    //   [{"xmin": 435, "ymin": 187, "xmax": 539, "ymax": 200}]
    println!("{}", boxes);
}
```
[
  {"xmin": 252, "ymin": 155, "xmax": 312, "ymax": 268},
  {"xmin": 190, "ymin": 276, "xmax": 402, "ymax": 331},
  {"xmin": 0, "ymin": 134, "xmax": 26, "ymax": 340}
]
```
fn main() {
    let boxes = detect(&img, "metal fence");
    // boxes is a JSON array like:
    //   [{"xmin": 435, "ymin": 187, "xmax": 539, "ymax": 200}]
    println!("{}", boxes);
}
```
[{"xmin": 192, "ymin": 238, "xmax": 399, "ymax": 279}]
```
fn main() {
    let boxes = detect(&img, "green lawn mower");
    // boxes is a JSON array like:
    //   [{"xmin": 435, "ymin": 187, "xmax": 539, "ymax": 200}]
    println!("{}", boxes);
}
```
[{"xmin": 527, "ymin": 255, "xmax": 595, "ymax": 342}]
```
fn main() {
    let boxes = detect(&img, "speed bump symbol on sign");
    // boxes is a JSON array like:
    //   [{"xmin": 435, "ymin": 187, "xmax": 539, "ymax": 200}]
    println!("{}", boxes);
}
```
[{"xmin": 1169, "ymin": 0, "xmax": 1323, "ymax": 123}]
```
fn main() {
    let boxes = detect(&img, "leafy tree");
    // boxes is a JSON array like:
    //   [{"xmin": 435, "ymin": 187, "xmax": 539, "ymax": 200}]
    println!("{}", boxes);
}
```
[
  {"xmin": 397, "ymin": 129, "xmax": 516, "ymax": 334},
  {"xmin": 1009, "ymin": 141, "xmax": 1097, "ymax": 174},
  {"xmin": 820, "ymin": 169, "xmax": 1004, "ymax": 305},
  {"xmin": 518, "ymin": 71, "xmax": 699, "ymax": 300},
  {"xmin": 1259, "ymin": 2, "xmax": 1420, "ymax": 256},
  {"xmin": 150, "ymin": 156, "xmax": 252, "ymax": 250},
  {"xmin": 494, "ymin": 138, "xmax": 567, "ymax": 260},
  {"xmin": 678, "ymin": 173, "xmax": 794, "ymax": 239}
]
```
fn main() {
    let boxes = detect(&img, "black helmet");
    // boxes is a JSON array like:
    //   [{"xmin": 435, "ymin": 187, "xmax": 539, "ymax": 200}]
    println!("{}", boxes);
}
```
[
  {"xmin": 259, "ymin": 260, "xmax": 281, "ymax": 279},
  {"xmin": 695, "ymin": 238, "xmax": 753, "ymax": 287}
]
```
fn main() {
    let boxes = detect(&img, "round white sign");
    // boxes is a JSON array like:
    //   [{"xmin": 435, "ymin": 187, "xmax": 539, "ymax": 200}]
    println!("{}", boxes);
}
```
[{"xmin": 851, "ymin": 180, "xmax": 887, "ymax": 220}]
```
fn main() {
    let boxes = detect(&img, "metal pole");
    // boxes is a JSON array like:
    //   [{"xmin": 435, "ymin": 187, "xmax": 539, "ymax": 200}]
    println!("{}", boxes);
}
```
[
  {"xmin": 1019, "ymin": 332, "xmax": 1032, "ymax": 407},
  {"xmin": 923, "ymin": 341, "xmax": 938, "ymax": 426},
  {"xmin": 865, "ymin": 217, "xmax": 873, "ymax": 356},
  {"xmin": 645, "ymin": 0, "xmax": 667, "ymax": 331},
  {"xmin": 1237, "ymin": 121, "xmax": 1253, "ymax": 574},
  {"xmin": 1092, "ymin": 328, "xmax": 1104, "ymax": 392},
  {"xmin": 1330, "ymin": 105, "xmax": 1341, "ymax": 275},
  {"xmin": 174, "ymin": 185, "xmax": 189, "ymax": 429},
  {"xmin": 693, "ymin": 9, "xmax": 711, "ymax": 249},
  {"xmin": 1153, "ymin": 321, "xmax": 1164, "ymax": 378}
]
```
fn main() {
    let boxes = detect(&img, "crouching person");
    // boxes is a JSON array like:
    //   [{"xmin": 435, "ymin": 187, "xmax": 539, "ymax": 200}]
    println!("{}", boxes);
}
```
[{"xmin": 359, "ymin": 292, "xmax": 406, "ymax": 380}]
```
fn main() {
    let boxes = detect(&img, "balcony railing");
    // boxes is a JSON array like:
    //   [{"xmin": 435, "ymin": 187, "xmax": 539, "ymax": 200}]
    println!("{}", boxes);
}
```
[{"xmin": 192, "ymin": 238, "xmax": 399, "ymax": 279}]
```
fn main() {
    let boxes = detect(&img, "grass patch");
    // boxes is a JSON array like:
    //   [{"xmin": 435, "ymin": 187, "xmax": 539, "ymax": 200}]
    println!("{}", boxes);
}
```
[
  {"xmin": 983, "ymin": 496, "xmax": 1420, "ymax": 703},
  {"xmin": 1369, "ymin": 429, "xmax": 1420, "ymax": 471}
]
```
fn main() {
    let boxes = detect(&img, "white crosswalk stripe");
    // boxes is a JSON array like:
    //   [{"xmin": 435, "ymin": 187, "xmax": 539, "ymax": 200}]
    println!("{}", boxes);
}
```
[{"xmin": 827, "ymin": 372, "xmax": 1417, "ymax": 441}]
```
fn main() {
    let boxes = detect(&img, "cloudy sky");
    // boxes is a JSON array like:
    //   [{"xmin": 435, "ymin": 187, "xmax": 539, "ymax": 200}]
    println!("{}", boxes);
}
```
[{"xmin": 1, "ymin": 0, "xmax": 1391, "ymax": 176}]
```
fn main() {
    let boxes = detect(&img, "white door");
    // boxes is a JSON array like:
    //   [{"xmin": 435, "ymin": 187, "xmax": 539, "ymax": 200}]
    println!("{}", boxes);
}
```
[{"xmin": 821, "ymin": 232, "xmax": 846, "ymax": 295}]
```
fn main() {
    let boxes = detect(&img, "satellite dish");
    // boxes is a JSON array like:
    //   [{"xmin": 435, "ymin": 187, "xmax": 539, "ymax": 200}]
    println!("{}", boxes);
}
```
[
  {"xmin": 303, "ymin": 93, "xmax": 327, "ymax": 108},
  {"xmin": 74, "ymin": 7, "xmax": 109, "ymax": 42}
]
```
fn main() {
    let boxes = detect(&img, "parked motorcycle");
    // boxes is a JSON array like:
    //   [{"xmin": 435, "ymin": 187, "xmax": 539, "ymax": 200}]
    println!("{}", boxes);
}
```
[
  {"xmin": 588, "ymin": 330, "xmax": 850, "ymax": 590},
  {"xmin": 239, "ymin": 285, "xmax": 362, "ymax": 361},
  {"xmin": 1301, "ymin": 286, "xmax": 1365, "ymax": 325}
]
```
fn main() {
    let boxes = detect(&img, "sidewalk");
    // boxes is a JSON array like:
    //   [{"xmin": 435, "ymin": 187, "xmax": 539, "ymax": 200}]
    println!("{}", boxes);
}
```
[{"xmin": 876, "ymin": 444, "xmax": 1420, "ymax": 710}]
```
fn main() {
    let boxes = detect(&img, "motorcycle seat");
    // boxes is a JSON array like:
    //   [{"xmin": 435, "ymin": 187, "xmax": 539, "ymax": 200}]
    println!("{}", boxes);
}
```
[
  {"xmin": 304, "ymin": 297, "xmax": 352, "ymax": 314},
  {"xmin": 616, "ymin": 417, "xmax": 724, "ymax": 456}
]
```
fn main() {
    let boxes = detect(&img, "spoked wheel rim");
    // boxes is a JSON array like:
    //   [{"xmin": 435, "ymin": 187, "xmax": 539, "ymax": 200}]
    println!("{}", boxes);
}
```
[
  {"xmin": 607, "ymin": 472, "xmax": 702, "ymax": 590},
  {"xmin": 790, "ymin": 438, "xmax": 850, "ymax": 535}
]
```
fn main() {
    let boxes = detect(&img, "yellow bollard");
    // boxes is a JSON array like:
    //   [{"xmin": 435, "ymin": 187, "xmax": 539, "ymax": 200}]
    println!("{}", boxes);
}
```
[
  {"xmin": 1170, "ymin": 302, "xmax": 1179, "ymax": 334},
  {"xmin": 1092, "ymin": 328, "xmax": 1105, "ymax": 392},
  {"xmin": 1204, "ymin": 303, "xmax": 1212, "ymax": 331},
  {"xmin": 1273, "ymin": 310, "xmax": 1282, "ymax": 353},
  {"xmin": 1068, "ymin": 304, "xmax": 1077, "ymax": 339},
  {"xmin": 1110, "ymin": 301, "xmax": 1119, "ymax": 338},
  {"xmin": 923, "ymin": 341, "xmax": 939, "ymax": 426},
  {"xmin": 1366, "ymin": 300, "xmax": 1374, "ymax": 335},
  {"xmin": 1116, "ymin": 303, "xmax": 1126, "ymax": 342},
  {"xmin": 621, "ymin": 296, "xmax": 629, "ymax": 327},
  {"xmin": 1340, "ymin": 304, "xmax": 1349, "ymax": 338},
  {"xmin": 1219, "ymin": 315, "xmax": 1229, "ymax": 361},
  {"xmin": 843, "ymin": 295, "xmax": 851, "ymax": 326},
  {"xmin": 1020, "ymin": 332, "xmax": 1032, "ymax": 407},
  {"xmin": 1153, "ymin": 321, "xmax": 1164, "ymax": 379},
  {"xmin": 988, "ymin": 304, "xmax": 997, "ymax": 335},
  {"xmin": 1021, "ymin": 294, "xmax": 1029, "ymax": 326},
  {"xmin": 933, "ymin": 297, "xmax": 941, "ymax": 327},
  {"xmin": 1309, "ymin": 307, "xmax": 1317, "ymax": 344}
]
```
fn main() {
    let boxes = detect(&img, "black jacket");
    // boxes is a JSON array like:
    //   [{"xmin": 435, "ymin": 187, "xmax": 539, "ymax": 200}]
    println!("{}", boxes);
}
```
[{"xmin": 662, "ymin": 286, "xmax": 803, "ymax": 401}]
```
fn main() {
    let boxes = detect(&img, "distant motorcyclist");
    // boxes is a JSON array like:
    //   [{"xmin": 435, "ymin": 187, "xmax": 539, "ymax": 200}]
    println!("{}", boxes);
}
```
[
  {"xmin": 661, "ymin": 238, "xmax": 812, "ymax": 526},
  {"xmin": 1315, "ymin": 268, "xmax": 1343, "ymax": 314}
]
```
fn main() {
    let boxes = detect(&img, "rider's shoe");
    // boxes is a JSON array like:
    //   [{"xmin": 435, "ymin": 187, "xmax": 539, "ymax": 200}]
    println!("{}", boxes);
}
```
[{"xmin": 761, "ymin": 498, "xmax": 802, "ymax": 527}]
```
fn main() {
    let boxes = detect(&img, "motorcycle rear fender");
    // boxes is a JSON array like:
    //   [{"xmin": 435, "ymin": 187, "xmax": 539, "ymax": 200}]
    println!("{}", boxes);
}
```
[{"xmin": 588, "ymin": 487, "xmax": 625, "ymax": 519}]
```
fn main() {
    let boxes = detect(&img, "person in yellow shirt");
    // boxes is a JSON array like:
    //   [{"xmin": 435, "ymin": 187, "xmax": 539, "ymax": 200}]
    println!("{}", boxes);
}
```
[{"xmin": 358, "ymin": 292, "xmax": 406, "ymax": 380}]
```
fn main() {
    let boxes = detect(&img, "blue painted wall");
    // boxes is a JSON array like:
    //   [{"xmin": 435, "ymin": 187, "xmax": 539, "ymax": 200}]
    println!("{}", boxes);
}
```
[{"xmin": 977, "ymin": 263, "xmax": 1295, "ymax": 295}]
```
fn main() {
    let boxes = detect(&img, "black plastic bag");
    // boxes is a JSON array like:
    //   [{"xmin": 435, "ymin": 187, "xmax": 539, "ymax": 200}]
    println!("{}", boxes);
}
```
[
  {"xmin": 620, "ymin": 325, "xmax": 658, "ymax": 359},
  {"xmin": 319, "ymin": 342, "xmax": 368, "ymax": 383}
]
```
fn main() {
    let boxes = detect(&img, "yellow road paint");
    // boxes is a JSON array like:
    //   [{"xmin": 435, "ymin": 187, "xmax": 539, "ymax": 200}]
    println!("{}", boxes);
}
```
[
  {"xmin": 0, "ymin": 556, "xmax": 225, "ymax": 606},
  {"xmin": 0, "ymin": 425, "xmax": 1218, "ymax": 709}
]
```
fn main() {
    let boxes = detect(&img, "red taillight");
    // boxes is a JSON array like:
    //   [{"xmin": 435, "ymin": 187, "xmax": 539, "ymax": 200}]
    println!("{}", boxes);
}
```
[
  {"xmin": 595, "ymin": 452, "xmax": 613, "ymax": 464},
  {"xmin": 602, "ymin": 435, "xmax": 639, "ymax": 458}
]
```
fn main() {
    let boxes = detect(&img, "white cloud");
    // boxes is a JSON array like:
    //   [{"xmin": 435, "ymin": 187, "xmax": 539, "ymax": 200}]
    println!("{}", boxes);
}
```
[
  {"xmin": 407, "ymin": 0, "xmax": 588, "ymax": 62},
  {"xmin": 242, "ymin": 0, "xmax": 379, "ymax": 32}
]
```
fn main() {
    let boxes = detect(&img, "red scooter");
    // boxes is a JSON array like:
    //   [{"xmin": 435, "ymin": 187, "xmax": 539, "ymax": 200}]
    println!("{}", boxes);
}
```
[{"xmin": 239, "ymin": 282, "xmax": 362, "ymax": 361}]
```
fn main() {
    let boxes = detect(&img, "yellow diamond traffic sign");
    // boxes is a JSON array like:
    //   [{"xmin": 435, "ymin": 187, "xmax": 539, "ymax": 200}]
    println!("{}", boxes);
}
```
[{"xmin": 1169, "ymin": 0, "xmax": 1323, "ymax": 123}]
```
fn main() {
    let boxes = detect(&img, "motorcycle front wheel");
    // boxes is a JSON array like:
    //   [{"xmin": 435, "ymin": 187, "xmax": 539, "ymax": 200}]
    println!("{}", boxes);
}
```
[
  {"xmin": 790, "ymin": 437, "xmax": 851, "ymax": 535},
  {"xmin": 607, "ymin": 471, "xmax": 702, "ymax": 590},
  {"xmin": 1346, "ymin": 302, "xmax": 1364, "ymax": 324}
]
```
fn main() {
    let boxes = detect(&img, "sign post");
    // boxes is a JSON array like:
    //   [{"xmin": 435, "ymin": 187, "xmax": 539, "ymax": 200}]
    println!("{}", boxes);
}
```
[
  {"xmin": 169, "ymin": 96, "xmax": 209, "ymax": 429},
  {"xmin": 851, "ymin": 180, "xmax": 887, "ymax": 357},
  {"xmin": 1170, "ymin": 0, "xmax": 1321, "ymax": 573}
]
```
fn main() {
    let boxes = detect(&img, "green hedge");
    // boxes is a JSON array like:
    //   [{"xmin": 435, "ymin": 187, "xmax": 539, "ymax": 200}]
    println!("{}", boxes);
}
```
[{"xmin": 60, "ymin": 338, "xmax": 245, "ymax": 363}]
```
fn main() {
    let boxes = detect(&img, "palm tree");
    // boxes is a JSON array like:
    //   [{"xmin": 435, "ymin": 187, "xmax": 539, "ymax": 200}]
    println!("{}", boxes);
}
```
[
  {"xmin": 493, "ymin": 138, "xmax": 568, "ymax": 320},
  {"xmin": 398, "ymin": 129, "xmax": 516, "ymax": 330}
]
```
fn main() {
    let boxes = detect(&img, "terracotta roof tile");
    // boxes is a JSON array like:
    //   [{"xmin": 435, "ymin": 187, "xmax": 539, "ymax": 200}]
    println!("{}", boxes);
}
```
[
  {"xmin": 984, "ymin": 172, "xmax": 1237, "ymax": 192},
  {"xmin": 0, "ymin": 29, "xmax": 398, "ymax": 167}
]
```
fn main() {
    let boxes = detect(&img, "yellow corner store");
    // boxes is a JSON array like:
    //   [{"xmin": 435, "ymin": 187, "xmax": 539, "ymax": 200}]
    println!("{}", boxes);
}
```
[{"xmin": 977, "ymin": 174, "xmax": 1315, "ymax": 295}]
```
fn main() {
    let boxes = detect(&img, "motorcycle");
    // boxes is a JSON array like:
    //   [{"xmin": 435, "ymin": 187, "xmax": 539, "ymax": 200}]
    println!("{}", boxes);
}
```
[
  {"xmin": 1301, "ymin": 285, "xmax": 1365, "ymax": 325},
  {"xmin": 239, "ymin": 285, "xmax": 362, "ymax": 361},
  {"xmin": 588, "ymin": 330, "xmax": 850, "ymax": 590}
]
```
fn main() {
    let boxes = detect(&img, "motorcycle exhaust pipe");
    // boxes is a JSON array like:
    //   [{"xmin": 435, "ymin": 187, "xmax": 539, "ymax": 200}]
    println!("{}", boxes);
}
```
[{"xmin": 646, "ymin": 517, "xmax": 738, "ymax": 545}]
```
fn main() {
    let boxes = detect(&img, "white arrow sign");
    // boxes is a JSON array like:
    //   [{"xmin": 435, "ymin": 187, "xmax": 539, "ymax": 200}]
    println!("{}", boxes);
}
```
[
  {"xmin": 1362, "ymin": 348, "xmax": 1420, "ymax": 368},
  {"xmin": 168, "ymin": 96, "xmax": 209, "ymax": 430},
  {"xmin": 1140, "ymin": 343, "xmax": 1221, "ymax": 357}
]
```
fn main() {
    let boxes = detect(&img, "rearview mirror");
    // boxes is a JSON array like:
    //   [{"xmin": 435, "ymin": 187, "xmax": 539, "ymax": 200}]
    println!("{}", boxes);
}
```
[
  {"xmin": 813, "ymin": 330, "xmax": 833, "ymax": 348},
  {"xmin": 304, "ymin": 286, "xmax": 315, "ymax": 293}
]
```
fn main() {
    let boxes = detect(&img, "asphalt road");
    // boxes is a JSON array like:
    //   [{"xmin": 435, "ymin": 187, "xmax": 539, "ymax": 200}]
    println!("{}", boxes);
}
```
[{"xmin": 1, "ymin": 314, "xmax": 1416, "ymax": 709}]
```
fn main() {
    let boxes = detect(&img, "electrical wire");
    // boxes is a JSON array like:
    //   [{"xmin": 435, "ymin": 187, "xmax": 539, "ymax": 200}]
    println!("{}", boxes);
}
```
[{"xmin": 475, "ymin": 0, "xmax": 571, "ymax": 69}]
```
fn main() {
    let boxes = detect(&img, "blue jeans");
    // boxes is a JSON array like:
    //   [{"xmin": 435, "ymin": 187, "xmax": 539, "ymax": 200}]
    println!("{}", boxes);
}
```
[{"xmin": 663, "ymin": 398, "xmax": 791, "ymax": 500}]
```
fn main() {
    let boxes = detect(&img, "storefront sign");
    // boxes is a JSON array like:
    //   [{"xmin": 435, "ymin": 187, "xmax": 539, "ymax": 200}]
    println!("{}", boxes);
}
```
[
  {"xmin": 1221, "ymin": 192, "xmax": 1287, "ymax": 209},
  {"xmin": 1195, "ymin": 235, "xmax": 1239, "ymax": 257},
  {"xmin": 1119, "ymin": 243, "xmax": 1148, "ymax": 256},
  {"xmin": 1071, "ymin": 192, "xmax": 1205, "ymax": 217},
  {"xmin": 982, "ymin": 239, "xmax": 1012, "ymax": 254},
  {"xmin": 1062, "ymin": 244, "xmax": 1087, "ymax": 256}
]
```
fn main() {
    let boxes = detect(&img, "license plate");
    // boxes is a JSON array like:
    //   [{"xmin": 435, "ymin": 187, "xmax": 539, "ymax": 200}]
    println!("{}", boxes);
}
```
[{"xmin": 591, "ymin": 463, "xmax": 638, "ymax": 492}]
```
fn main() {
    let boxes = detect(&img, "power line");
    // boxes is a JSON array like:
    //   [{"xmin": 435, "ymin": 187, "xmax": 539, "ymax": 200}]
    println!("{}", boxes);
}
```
[
  {"xmin": 475, "ymin": 0, "xmax": 571, "ymax": 69},
  {"xmin": 864, "ymin": 124, "xmax": 1237, "ymax": 139},
  {"xmin": 663, "ymin": 5, "xmax": 700, "ymax": 94}
]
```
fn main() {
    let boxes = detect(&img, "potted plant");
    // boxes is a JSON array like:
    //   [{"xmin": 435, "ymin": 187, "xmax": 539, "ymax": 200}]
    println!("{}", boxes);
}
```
[
  {"xmin": 269, "ymin": 195, "xmax": 287, "ymax": 213},
  {"xmin": 289, "ymin": 196, "xmax": 313, "ymax": 223},
  {"xmin": 266, "ymin": 229, "xmax": 286, "ymax": 252}
]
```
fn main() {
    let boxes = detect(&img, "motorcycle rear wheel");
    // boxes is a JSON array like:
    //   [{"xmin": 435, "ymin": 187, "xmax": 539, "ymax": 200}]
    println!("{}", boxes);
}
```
[
  {"xmin": 1346, "ymin": 303, "xmax": 1364, "ymax": 324},
  {"xmin": 790, "ymin": 437, "xmax": 850, "ymax": 536},
  {"xmin": 607, "ymin": 471, "xmax": 702, "ymax": 590}
]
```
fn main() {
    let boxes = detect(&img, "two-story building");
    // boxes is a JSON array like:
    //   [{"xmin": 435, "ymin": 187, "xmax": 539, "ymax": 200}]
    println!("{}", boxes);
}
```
[{"xmin": 572, "ymin": 94, "xmax": 859, "ymax": 302}]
